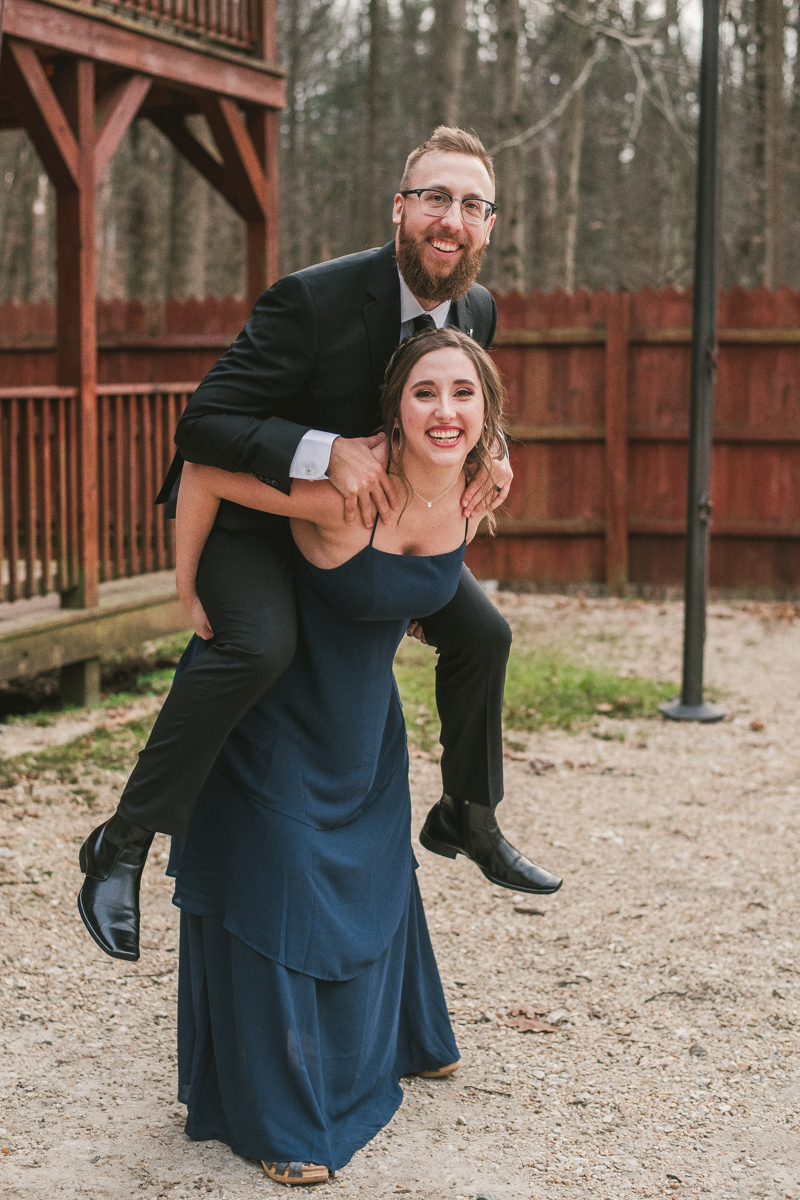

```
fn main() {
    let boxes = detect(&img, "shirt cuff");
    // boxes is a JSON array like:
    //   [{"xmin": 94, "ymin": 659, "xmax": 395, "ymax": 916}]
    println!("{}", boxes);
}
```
[{"xmin": 289, "ymin": 429, "xmax": 339, "ymax": 480}]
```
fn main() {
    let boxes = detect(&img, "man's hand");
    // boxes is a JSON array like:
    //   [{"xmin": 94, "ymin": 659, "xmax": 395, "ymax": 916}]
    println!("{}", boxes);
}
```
[
  {"xmin": 327, "ymin": 433, "xmax": 399, "ymax": 528},
  {"xmin": 461, "ymin": 454, "xmax": 513, "ymax": 518},
  {"xmin": 405, "ymin": 620, "xmax": 427, "ymax": 644}
]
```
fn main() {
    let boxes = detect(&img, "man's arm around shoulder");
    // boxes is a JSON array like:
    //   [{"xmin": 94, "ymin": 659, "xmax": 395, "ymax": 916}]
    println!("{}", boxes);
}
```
[{"xmin": 173, "ymin": 272, "xmax": 319, "ymax": 492}]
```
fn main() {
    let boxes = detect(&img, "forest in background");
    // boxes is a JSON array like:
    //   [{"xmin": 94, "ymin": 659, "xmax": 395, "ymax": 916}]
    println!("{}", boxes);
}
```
[{"xmin": 0, "ymin": 0, "xmax": 796, "ymax": 304}]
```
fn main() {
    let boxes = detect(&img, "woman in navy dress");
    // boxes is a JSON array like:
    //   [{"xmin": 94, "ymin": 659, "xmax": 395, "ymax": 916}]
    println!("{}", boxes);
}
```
[{"xmin": 171, "ymin": 328, "xmax": 507, "ymax": 1186}]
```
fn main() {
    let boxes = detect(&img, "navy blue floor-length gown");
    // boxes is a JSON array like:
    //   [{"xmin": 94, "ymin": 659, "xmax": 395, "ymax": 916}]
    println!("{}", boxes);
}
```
[{"xmin": 168, "ymin": 519, "xmax": 464, "ymax": 1171}]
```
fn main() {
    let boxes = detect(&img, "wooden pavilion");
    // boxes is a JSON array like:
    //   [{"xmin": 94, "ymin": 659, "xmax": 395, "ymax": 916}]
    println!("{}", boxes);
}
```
[{"xmin": 0, "ymin": 0, "xmax": 284, "ymax": 702}]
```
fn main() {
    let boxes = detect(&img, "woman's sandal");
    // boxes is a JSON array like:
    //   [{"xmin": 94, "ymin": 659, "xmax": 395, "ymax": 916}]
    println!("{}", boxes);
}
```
[
  {"xmin": 262, "ymin": 1161, "xmax": 330, "ymax": 1186},
  {"xmin": 416, "ymin": 1061, "xmax": 459, "ymax": 1079}
]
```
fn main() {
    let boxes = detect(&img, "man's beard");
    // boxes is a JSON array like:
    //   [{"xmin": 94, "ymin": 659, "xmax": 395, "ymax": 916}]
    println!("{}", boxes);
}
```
[{"xmin": 395, "ymin": 211, "xmax": 488, "ymax": 303}]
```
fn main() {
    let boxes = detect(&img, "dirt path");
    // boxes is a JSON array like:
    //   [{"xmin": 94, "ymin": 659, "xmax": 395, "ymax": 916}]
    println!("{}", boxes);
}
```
[{"xmin": 0, "ymin": 595, "xmax": 798, "ymax": 1200}]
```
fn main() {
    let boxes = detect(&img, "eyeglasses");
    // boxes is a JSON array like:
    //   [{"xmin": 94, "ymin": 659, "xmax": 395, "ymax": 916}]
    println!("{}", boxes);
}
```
[{"xmin": 400, "ymin": 188, "xmax": 498, "ymax": 226}]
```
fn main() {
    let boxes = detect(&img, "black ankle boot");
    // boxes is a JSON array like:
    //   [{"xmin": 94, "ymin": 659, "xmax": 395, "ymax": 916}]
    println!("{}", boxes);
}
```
[
  {"xmin": 420, "ymin": 794, "xmax": 562, "ymax": 895},
  {"xmin": 78, "ymin": 814, "xmax": 154, "ymax": 961}
]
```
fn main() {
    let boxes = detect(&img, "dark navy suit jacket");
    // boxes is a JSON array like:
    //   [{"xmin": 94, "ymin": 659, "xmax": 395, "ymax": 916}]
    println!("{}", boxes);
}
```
[{"xmin": 157, "ymin": 240, "xmax": 497, "ymax": 531}]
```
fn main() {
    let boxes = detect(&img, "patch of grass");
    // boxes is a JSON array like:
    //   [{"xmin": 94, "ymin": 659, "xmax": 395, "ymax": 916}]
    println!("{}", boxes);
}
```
[
  {"xmin": 0, "ymin": 714, "xmax": 158, "ymax": 788},
  {"xmin": 393, "ymin": 640, "xmax": 676, "ymax": 748},
  {"xmin": 502, "ymin": 654, "xmax": 675, "ymax": 731},
  {"xmin": 98, "ymin": 667, "xmax": 176, "ymax": 708},
  {"xmin": 393, "ymin": 638, "xmax": 441, "ymax": 752}
]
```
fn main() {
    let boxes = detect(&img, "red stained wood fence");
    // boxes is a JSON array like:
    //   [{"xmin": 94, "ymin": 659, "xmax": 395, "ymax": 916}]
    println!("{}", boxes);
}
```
[
  {"xmin": 465, "ymin": 286, "xmax": 800, "ymax": 593},
  {"xmin": 3, "ymin": 288, "xmax": 800, "ymax": 597},
  {"xmin": 0, "ymin": 383, "xmax": 189, "ymax": 603}
]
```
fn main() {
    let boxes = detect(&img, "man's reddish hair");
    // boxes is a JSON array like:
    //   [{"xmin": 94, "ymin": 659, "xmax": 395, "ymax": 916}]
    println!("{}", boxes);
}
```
[{"xmin": 400, "ymin": 127, "xmax": 495, "ymax": 191}]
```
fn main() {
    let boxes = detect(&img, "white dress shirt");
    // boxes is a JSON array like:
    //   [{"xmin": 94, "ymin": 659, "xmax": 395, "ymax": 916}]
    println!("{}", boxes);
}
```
[{"xmin": 288, "ymin": 270, "xmax": 451, "ymax": 481}]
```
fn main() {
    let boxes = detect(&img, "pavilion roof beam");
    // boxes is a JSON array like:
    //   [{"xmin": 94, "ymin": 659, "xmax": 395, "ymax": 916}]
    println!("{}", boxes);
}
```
[
  {"xmin": 197, "ymin": 93, "xmax": 266, "ymax": 222},
  {"xmin": 148, "ymin": 109, "xmax": 245, "ymax": 216},
  {"xmin": 150, "ymin": 100, "xmax": 267, "ymax": 223},
  {"xmin": 94, "ymin": 71, "xmax": 151, "ymax": 184},
  {"xmin": 4, "ymin": 38, "xmax": 78, "ymax": 189}
]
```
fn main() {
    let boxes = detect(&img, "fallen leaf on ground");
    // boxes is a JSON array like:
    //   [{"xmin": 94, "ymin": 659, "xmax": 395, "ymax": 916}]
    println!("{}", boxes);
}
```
[{"xmin": 504, "ymin": 1006, "xmax": 560, "ymax": 1033}]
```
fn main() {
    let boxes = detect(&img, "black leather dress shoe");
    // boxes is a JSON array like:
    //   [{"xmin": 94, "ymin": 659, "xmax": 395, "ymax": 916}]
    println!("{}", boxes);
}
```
[
  {"xmin": 420, "ymin": 794, "xmax": 562, "ymax": 895},
  {"xmin": 77, "ymin": 815, "xmax": 154, "ymax": 961}
]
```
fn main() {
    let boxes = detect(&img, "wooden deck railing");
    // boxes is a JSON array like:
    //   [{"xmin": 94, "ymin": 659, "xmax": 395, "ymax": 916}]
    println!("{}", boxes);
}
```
[
  {"xmin": 0, "ymin": 383, "xmax": 192, "ymax": 604},
  {"xmin": 0, "ymin": 386, "xmax": 80, "ymax": 603},
  {"xmin": 75, "ymin": 0, "xmax": 264, "ymax": 52}
]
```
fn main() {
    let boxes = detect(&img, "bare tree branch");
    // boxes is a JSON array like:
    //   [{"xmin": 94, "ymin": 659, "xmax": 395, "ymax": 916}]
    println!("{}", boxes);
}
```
[
  {"xmin": 488, "ymin": 40, "xmax": 605, "ymax": 155},
  {"xmin": 647, "ymin": 60, "xmax": 695, "ymax": 158},
  {"xmin": 620, "ymin": 42, "xmax": 647, "ymax": 152},
  {"xmin": 553, "ymin": 2, "xmax": 654, "ymax": 47}
]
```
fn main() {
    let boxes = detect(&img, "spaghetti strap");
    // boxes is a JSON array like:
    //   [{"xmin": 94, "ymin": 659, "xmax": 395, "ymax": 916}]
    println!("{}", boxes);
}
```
[
  {"xmin": 464, "ymin": 517, "xmax": 469, "ymax": 544},
  {"xmin": 369, "ymin": 512, "xmax": 381, "ymax": 547}
]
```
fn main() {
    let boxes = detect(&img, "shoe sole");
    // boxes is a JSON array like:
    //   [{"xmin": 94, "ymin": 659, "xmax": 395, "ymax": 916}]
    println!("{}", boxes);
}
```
[
  {"xmin": 419, "ymin": 828, "xmax": 563, "ymax": 895},
  {"xmin": 416, "ymin": 1061, "xmax": 460, "ymax": 1078},
  {"xmin": 76, "ymin": 891, "xmax": 139, "ymax": 962},
  {"xmin": 262, "ymin": 1162, "xmax": 329, "ymax": 1185},
  {"xmin": 419, "ymin": 828, "xmax": 458, "ymax": 859}
]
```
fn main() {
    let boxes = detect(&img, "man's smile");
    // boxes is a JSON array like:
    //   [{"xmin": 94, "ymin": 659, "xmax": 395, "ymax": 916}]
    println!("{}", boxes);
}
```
[{"xmin": 429, "ymin": 237, "xmax": 463, "ymax": 255}]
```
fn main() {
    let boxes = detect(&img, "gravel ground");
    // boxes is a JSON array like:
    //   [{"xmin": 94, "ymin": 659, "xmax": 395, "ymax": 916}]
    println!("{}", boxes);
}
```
[{"xmin": 0, "ymin": 594, "xmax": 798, "ymax": 1200}]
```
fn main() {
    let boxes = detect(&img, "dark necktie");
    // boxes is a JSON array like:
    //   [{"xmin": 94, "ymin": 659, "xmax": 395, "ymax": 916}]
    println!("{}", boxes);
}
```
[{"xmin": 412, "ymin": 313, "xmax": 437, "ymax": 335}]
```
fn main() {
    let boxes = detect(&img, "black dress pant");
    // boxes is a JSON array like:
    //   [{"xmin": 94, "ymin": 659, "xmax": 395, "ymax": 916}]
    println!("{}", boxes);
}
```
[{"xmin": 117, "ymin": 525, "xmax": 511, "ymax": 837}]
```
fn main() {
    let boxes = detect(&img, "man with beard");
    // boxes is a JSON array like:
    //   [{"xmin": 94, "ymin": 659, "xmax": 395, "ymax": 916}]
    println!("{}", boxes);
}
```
[{"xmin": 77, "ymin": 127, "xmax": 562, "ymax": 964}]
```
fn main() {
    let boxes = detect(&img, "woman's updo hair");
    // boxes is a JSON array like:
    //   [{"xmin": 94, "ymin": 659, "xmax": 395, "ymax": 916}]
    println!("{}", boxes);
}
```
[{"xmin": 379, "ymin": 327, "xmax": 507, "ymax": 533}]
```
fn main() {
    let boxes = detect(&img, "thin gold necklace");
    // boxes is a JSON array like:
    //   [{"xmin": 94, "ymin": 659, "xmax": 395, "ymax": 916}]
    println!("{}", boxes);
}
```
[{"xmin": 409, "ymin": 474, "xmax": 462, "ymax": 509}]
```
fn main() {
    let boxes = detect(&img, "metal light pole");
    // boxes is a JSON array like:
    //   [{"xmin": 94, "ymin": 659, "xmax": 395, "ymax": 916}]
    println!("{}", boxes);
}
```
[{"xmin": 659, "ymin": 0, "xmax": 725, "ymax": 724}]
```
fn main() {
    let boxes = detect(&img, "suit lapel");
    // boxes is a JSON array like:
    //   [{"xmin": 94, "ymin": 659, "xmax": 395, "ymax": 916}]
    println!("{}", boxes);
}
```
[
  {"xmin": 364, "ymin": 242, "xmax": 401, "ymax": 378},
  {"xmin": 452, "ymin": 295, "xmax": 475, "ymax": 338}
]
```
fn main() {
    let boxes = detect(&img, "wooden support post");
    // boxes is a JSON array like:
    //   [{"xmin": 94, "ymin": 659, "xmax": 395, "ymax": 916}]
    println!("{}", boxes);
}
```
[
  {"xmin": 5, "ymin": 42, "xmax": 99, "ymax": 610},
  {"xmin": 60, "ymin": 656, "xmax": 101, "ymax": 708},
  {"xmin": 246, "ymin": 107, "xmax": 279, "ymax": 299},
  {"xmin": 604, "ymin": 291, "xmax": 630, "ymax": 596},
  {"xmin": 56, "ymin": 58, "xmax": 98, "ymax": 610}
]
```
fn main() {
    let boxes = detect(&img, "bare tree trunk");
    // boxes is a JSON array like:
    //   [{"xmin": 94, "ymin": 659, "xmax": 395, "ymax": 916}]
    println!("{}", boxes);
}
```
[
  {"xmin": 764, "ymin": 0, "xmax": 786, "ymax": 287},
  {"xmin": 366, "ymin": 0, "xmax": 386, "ymax": 247},
  {"xmin": 127, "ymin": 122, "xmax": 171, "ymax": 319},
  {"xmin": 0, "ymin": 134, "xmax": 37, "ymax": 302},
  {"xmin": 562, "ymin": 1, "xmax": 591, "ymax": 293},
  {"xmin": 538, "ymin": 129, "xmax": 559, "ymax": 292},
  {"xmin": 563, "ymin": 79, "xmax": 585, "ymax": 293},
  {"xmin": 29, "ymin": 171, "xmax": 53, "ymax": 302},
  {"xmin": 657, "ymin": 0, "xmax": 680, "ymax": 283},
  {"xmin": 168, "ymin": 127, "xmax": 210, "ymax": 299},
  {"xmin": 494, "ymin": 0, "xmax": 525, "ymax": 292},
  {"xmin": 429, "ymin": 0, "xmax": 467, "ymax": 129}
]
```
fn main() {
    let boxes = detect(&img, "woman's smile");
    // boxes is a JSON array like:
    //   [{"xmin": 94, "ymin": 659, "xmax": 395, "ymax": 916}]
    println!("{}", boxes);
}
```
[{"xmin": 426, "ymin": 425, "xmax": 464, "ymax": 446}]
